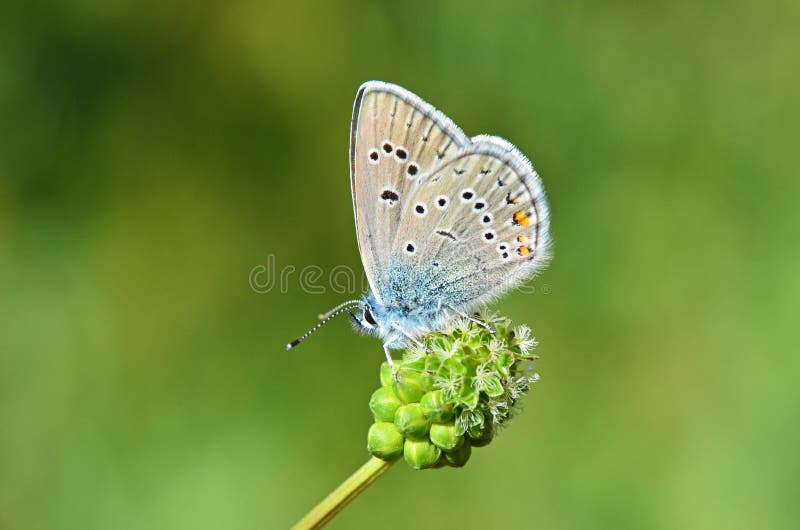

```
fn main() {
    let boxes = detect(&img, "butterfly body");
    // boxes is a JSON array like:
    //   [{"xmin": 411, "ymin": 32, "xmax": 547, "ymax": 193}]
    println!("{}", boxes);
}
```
[
  {"xmin": 356, "ymin": 261, "xmax": 462, "ymax": 348},
  {"xmin": 287, "ymin": 81, "xmax": 551, "ymax": 365},
  {"xmin": 356, "ymin": 291, "xmax": 442, "ymax": 348}
]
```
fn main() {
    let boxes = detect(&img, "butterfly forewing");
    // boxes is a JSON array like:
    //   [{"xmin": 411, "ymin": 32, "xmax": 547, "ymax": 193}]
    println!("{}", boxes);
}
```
[{"xmin": 350, "ymin": 82, "xmax": 470, "ymax": 303}]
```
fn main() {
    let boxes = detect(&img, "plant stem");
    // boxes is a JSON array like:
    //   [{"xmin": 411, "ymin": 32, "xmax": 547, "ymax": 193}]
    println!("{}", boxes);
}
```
[{"xmin": 291, "ymin": 456, "xmax": 396, "ymax": 530}]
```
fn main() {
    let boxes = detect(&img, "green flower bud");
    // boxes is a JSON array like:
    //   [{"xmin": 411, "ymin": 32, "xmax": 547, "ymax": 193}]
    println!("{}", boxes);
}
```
[
  {"xmin": 420, "ymin": 390, "xmax": 454, "ymax": 423},
  {"xmin": 429, "ymin": 423, "xmax": 463, "ymax": 452},
  {"xmin": 369, "ymin": 386, "xmax": 402, "ymax": 422},
  {"xmin": 424, "ymin": 354, "xmax": 442, "ymax": 373},
  {"xmin": 467, "ymin": 421, "xmax": 494, "ymax": 447},
  {"xmin": 457, "ymin": 385, "xmax": 480, "ymax": 410},
  {"xmin": 495, "ymin": 353, "xmax": 513, "ymax": 377},
  {"xmin": 494, "ymin": 321, "xmax": 509, "ymax": 336},
  {"xmin": 420, "ymin": 371, "xmax": 436, "ymax": 392},
  {"xmin": 401, "ymin": 354, "xmax": 426, "ymax": 372},
  {"xmin": 367, "ymin": 422, "xmax": 404, "ymax": 460},
  {"xmin": 432, "ymin": 456, "xmax": 448, "ymax": 468},
  {"xmin": 394, "ymin": 403, "xmax": 429, "ymax": 439},
  {"xmin": 393, "ymin": 369, "xmax": 424, "ymax": 404},
  {"xmin": 443, "ymin": 356, "xmax": 467, "ymax": 376},
  {"xmin": 403, "ymin": 438, "xmax": 441, "ymax": 470},
  {"xmin": 379, "ymin": 362, "xmax": 394, "ymax": 387},
  {"xmin": 445, "ymin": 439, "xmax": 472, "ymax": 467}
]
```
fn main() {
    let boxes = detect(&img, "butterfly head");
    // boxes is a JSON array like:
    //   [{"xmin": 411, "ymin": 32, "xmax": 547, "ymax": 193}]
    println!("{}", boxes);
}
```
[{"xmin": 350, "ymin": 296, "xmax": 385, "ymax": 336}]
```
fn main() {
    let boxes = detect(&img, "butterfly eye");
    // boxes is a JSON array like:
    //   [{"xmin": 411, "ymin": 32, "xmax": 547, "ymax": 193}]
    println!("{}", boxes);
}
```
[{"xmin": 363, "ymin": 307, "xmax": 377, "ymax": 327}]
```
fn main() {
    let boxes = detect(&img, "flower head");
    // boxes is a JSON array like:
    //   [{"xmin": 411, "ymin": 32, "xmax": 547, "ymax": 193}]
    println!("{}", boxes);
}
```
[{"xmin": 366, "ymin": 313, "xmax": 541, "ymax": 469}]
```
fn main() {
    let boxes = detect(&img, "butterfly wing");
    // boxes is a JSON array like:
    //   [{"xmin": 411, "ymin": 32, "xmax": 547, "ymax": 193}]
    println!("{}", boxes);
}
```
[
  {"xmin": 350, "ymin": 81, "xmax": 470, "ymax": 304},
  {"xmin": 389, "ymin": 137, "xmax": 551, "ymax": 310}
]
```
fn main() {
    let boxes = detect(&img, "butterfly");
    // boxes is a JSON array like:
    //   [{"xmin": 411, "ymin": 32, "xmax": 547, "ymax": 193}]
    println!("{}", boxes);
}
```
[{"xmin": 287, "ymin": 81, "xmax": 551, "ymax": 375}]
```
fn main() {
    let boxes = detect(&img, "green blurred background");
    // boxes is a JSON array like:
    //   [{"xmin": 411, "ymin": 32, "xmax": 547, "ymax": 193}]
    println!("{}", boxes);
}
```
[{"xmin": 2, "ymin": 1, "xmax": 798, "ymax": 528}]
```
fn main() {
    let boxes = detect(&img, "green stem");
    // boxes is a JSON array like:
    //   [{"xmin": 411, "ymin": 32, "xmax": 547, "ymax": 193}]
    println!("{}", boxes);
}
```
[{"xmin": 291, "ymin": 457, "xmax": 396, "ymax": 530}]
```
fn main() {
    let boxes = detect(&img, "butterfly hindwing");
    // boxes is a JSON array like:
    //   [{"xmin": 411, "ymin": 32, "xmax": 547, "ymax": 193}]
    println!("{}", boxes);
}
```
[
  {"xmin": 350, "ymin": 82, "xmax": 470, "ymax": 303},
  {"xmin": 390, "ymin": 138, "xmax": 551, "ymax": 310}
]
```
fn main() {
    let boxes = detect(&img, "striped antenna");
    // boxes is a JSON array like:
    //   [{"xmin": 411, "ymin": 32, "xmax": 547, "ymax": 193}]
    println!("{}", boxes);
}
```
[
  {"xmin": 317, "ymin": 299, "xmax": 362, "ymax": 320},
  {"xmin": 286, "ymin": 300, "xmax": 363, "ymax": 350}
]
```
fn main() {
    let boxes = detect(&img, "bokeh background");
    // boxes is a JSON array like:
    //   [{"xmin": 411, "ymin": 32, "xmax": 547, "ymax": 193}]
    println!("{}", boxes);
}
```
[{"xmin": 2, "ymin": 1, "xmax": 798, "ymax": 529}]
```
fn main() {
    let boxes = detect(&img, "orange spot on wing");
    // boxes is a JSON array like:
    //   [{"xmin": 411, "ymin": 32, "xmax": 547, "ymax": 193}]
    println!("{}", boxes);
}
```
[
  {"xmin": 517, "ymin": 234, "xmax": 527, "ymax": 243},
  {"xmin": 513, "ymin": 210, "xmax": 531, "ymax": 227},
  {"xmin": 517, "ymin": 245, "xmax": 531, "ymax": 257}
]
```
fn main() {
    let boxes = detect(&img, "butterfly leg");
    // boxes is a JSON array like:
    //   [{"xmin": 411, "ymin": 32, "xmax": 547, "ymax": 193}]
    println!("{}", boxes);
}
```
[
  {"xmin": 382, "ymin": 339, "xmax": 399, "ymax": 381},
  {"xmin": 390, "ymin": 322, "xmax": 432, "ymax": 353},
  {"xmin": 446, "ymin": 304, "xmax": 495, "ymax": 333}
]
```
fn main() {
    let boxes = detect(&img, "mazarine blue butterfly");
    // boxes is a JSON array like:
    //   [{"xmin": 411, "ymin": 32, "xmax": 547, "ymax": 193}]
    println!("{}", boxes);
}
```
[{"xmin": 287, "ymin": 81, "xmax": 551, "ymax": 375}]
